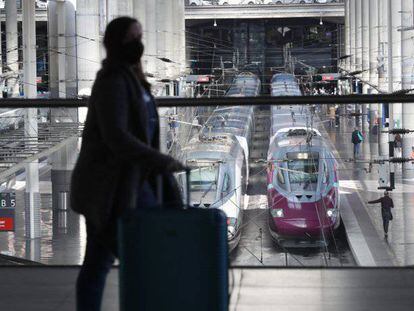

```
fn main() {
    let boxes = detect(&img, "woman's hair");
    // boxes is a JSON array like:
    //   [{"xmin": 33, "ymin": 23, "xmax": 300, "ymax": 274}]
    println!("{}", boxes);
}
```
[{"xmin": 103, "ymin": 16, "xmax": 150, "ymax": 90}]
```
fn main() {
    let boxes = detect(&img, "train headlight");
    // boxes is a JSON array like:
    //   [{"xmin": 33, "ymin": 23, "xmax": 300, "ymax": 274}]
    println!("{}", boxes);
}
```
[
  {"xmin": 326, "ymin": 209, "xmax": 336, "ymax": 218},
  {"xmin": 228, "ymin": 226, "xmax": 236, "ymax": 239},
  {"xmin": 271, "ymin": 208, "xmax": 284, "ymax": 218},
  {"xmin": 227, "ymin": 218, "xmax": 237, "ymax": 239}
]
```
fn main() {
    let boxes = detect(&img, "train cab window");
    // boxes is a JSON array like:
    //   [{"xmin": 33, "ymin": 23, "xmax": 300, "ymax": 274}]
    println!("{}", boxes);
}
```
[
  {"xmin": 221, "ymin": 173, "xmax": 231, "ymax": 196},
  {"xmin": 277, "ymin": 167, "xmax": 285, "ymax": 185},
  {"xmin": 273, "ymin": 164, "xmax": 287, "ymax": 191},
  {"xmin": 287, "ymin": 152, "xmax": 319, "ymax": 191},
  {"xmin": 189, "ymin": 165, "xmax": 218, "ymax": 192},
  {"xmin": 322, "ymin": 161, "xmax": 329, "ymax": 184}
]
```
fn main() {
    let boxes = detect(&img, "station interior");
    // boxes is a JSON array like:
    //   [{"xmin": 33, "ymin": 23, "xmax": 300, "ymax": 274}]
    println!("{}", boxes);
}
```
[{"xmin": 0, "ymin": 1, "xmax": 414, "ymax": 310}]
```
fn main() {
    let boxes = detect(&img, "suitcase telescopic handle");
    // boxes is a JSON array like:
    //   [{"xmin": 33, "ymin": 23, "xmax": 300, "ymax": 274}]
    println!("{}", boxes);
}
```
[
  {"xmin": 156, "ymin": 168, "xmax": 190, "ymax": 209},
  {"xmin": 185, "ymin": 167, "xmax": 191, "ymax": 209},
  {"xmin": 156, "ymin": 175, "xmax": 163, "ymax": 208}
]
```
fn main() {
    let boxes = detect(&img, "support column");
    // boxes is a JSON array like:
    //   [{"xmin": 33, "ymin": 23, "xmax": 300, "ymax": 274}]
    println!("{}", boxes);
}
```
[
  {"xmin": 368, "ymin": 0, "xmax": 379, "ymax": 134},
  {"xmin": 177, "ymin": 0, "xmax": 186, "ymax": 76},
  {"xmin": 23, "ymin": 0, "xmax": 41, "ymax": 239},
  {"xmin": 349, "ymin": 0, "xmax": 356, "ymax": 71},
  {"xmin": 76, "ymin": 0, "xmax": 101, "ymax": 96},
  {"xmin": 165, "ymin": 0, "xmax": 175, "ymax": 78},
  {"xmin": 145, "ymin": 0, "xmax": 157, "ymax": 76},
  {"xmin": 51, "ymin": 138, "xmax": 78, "ymax": 225},
  {"xmin": 5, "ymin": 0, "xmax": 20, "ymax": 97},
  {"xmin": 344, "ymin": 0, "xmax": 351, "ymax": 71},
  {"xmin": 355, "ymin": 0, "xmax": 362, "ymax": 71},
  {"xmin": 401, "ymin": 0, "xmax": 414, "ymax": 169},
  {"xmin": 76, "ymin": 0, "xmax": 101, "ymax": 122},
  {"xmin": 369, "ymin": 0, "xmax": 379, "ymax": 89},
  {"xmin": 361, "ymin": 0, "xmax": 369, "ymax": 131},
  {"xmin": 132, "ymin": 0, "xmax": 147, "ymax": 73},
  {"xmin": 57, "ymin": 1, "xmax": 66, "ymax": 99},
  {"xmin": 156, "ymin": 0, "xmax": 168, "ymax": 82},
  {"xmin": 361, "ymin": 0, "xmax": 369, "ymax": 90},
  {"xmin": 378, "ymin": 0, "xmax": 389, "ymax": 156},
  {"xmin": 389, "ymin": 0, "xmax": 402, "ymax": 129}
]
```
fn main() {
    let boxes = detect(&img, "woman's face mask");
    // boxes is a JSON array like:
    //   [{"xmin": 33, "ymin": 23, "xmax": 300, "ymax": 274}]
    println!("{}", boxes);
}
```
[{"xmin": 122, "ymin": 40, "xmax": 144, "ymax": 64}]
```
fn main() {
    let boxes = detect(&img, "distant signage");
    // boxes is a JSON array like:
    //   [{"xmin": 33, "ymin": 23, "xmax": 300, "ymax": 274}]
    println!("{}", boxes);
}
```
[
  {"xmin": 186, "ymin": 75, "xmax": 211, "ymax": 83},
  {"xmin": 321, "ymin": 73, "xmax": 340, "ymax": 81},
  {"xmin": 0, "ymin": 193, "xmax": 16, "ymax": 232},
  {"xmin": 0, "ymin": 193, "xmax": 16, "ymax": 208},
  {"xmin": 197, "ymin": 76, "xmax": 210, "ymax": 83},
  {"xmin": 36, "ymin": 76, "xmax": 42, "ymax": 83}
]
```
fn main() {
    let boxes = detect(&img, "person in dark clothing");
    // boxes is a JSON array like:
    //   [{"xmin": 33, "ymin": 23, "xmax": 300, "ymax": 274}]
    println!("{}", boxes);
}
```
[
  {"xmin": 394, "ymin": 133, "xmax": 402, "ymax": 157},
  {"xmin": 367, "ymin": 191, "xmax": 394, "ymax": 238},
  {"xmin": 351, "ymin": 127, "xmax": 363, "ymax": 160},
  {"xmin": 70, "ymin": 17, "xmax": 184, "ymax": 311}
]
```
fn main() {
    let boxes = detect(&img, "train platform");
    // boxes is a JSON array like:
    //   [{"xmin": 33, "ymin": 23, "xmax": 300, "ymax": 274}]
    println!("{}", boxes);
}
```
[
  {"xmin": 320, "ymin": 115, "xmax": 414, "ymax": 267},
  {"xmin": 0, "ymin": 266, "xmax": 412, "ymax": 311}
]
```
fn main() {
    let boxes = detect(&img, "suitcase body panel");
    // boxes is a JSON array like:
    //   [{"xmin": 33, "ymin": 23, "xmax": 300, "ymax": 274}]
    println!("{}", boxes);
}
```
[{"xmin": 118, "ymin": 208, "xmax": 229, "ymax": 311}]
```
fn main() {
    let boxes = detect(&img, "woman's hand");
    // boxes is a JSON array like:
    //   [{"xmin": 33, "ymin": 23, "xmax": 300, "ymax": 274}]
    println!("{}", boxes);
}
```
[{"xmin": 165, "ymin": 159, "xmax": 187, "ymax": 173}]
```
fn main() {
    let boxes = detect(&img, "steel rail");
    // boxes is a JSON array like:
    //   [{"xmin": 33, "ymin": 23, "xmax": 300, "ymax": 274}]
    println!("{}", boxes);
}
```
[{"xmin": 1, "ymin": 94, "xmax": 414, "ymax": 108}]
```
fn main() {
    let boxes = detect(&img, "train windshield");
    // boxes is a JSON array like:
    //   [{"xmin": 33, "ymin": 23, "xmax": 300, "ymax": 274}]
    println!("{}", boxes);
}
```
[
  {"xmin": 287, "ymin": 152, "xmax": 319, "ymax": 191},
  {"xmin": 188, "ymin": 164, "xmax": 218, "ymax": 193}
]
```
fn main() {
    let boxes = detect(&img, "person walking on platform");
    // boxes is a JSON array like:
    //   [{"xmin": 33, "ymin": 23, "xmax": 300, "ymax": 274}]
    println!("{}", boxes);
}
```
[
  {"xmin": 351, "ymin": 127, "xmax": 363, "ymax": 160},
  {"xmin": 328, "ymin": 105, "xmax": 336, "ymax": 127},
  {"xmin": 367, "ymin": 191, "xmax": 394, "ymax": 238},
  {"xmin": 394, "ymin": 133, "xmax": 402, "ymax": 157},
  {"xmin": 70, "ymin": 17, "xmax": 184, "ymax": 311}
]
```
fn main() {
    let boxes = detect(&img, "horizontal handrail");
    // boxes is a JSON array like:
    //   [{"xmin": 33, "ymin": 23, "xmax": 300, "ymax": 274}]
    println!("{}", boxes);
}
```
[{"xmin": 0, "ymin": 94, "xmax": 414, "ymax": 108}]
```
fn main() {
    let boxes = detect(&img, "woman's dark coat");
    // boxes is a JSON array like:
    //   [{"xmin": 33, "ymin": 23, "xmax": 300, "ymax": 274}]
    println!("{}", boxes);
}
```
[
  {"xmin": 70, "ymin": 62, "xmax": 182, "ymax": 250},
  {"xmin": 368, "ymin": 196, "xmax": 394, "ymax": 220}
]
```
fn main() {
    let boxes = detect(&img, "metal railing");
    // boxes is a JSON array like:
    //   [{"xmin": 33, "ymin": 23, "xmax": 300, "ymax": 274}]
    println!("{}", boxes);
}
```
[{"xmin": 0, "ymin": 94, "xmax": 413, "ymax": 108}]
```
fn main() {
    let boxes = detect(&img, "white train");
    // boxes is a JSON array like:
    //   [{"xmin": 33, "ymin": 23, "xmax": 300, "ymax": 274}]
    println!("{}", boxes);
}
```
[
  {"xmin": 178, "ymin": 72, "xmax": 260, "ymax": 251},
  {"xmin": 0, "ymin": 109, "xmax": 24, "ymax": 133}
]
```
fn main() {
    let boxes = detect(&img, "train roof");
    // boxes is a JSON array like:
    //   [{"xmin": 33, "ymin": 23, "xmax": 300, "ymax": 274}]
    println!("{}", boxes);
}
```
[
  {"xmin": 271, "ymin": 73, "xmax": 301, "ymax": 96},
  {"xmin": 226, "ymin": 72, "xmax": 261, "ymax": 97},
  {"xmin": 271, "ymin": 73, "xmax": 297, "ymax": 83},
  {"xmin": 181, "ymin": 135, "xmax": 242, "ymax": 161},
  {"xmin": 269, "ymin": 127, "xmax": 327, "ymax": 156}
]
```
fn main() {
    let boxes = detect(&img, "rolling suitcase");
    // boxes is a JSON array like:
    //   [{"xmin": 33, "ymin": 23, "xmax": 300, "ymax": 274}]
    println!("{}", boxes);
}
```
[{"xmin": 118, "ymin": 170, "xmax": 229, "ymax": 311}]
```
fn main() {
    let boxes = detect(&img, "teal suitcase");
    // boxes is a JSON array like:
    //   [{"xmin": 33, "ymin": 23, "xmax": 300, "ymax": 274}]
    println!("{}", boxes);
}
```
[{"xmin": 118, "ymin": 173, "xmax": 229, "ymax": 311}]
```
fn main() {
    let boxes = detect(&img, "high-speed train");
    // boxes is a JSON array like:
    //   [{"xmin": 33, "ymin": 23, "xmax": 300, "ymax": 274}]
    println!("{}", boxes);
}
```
[
  {"xmin": 0, "ymin": 109, "xmax": 24, "ymax": 133},
  {"xmin": 178, "ymin": 72, "xmax": 260, "ymax": 251},
  {"xmin": 267, "ymin": 73, "xmax": 340, "ymax": 247}
]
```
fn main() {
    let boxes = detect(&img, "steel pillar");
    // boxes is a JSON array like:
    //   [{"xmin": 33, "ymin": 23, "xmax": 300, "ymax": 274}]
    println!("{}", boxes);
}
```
[
  {"xmin": 76, "ymin": 0, "xmax": 101, "ymax": 97},
  {"xmin": 355, "ymin": 0, "xmax": 362, "ymax": 71},
  {"xmin": 361, "ymin": 0, "xmax": 369, "ymax": 90},
  {"xmin": 344, "ymin": 0, "xmax": 351, "ymax": 71},
  {"xmin": 156, "ymin": 0, "xmax": 167, "ymax": 79},
  {"xmin": 368, "ymin": 0, "xmax": 379, "ymax": 90},
  {"xmin": 368, "ymin": 0, "xmax": 379, "ymax": 134},
  {"xmin": 361, "ymin": 0, "xmax": 369, "ymax": 131},
  {"xmin": 349, "ymin": 0, "xmax": 356, "ymax": 71},
  {"xmin": 165, "ymin": 0, "xmax": 175, "ymax": 78},
  {"xmin": 378, "ymin": 0, "xmax": 389, "ymax": 156},
  {"xmin": 5, "ymin": 0, "xmax": 19, "ymax": 97},
  {"xmin": 401, "ymin": 0, "xmax": 414, "ymax": 170},
  {"xmin": 132, "ymin": 0, "xmax": 147, "ymax": 73},
  {"xmin": 57, "ymin": 1, "xmax": 67, "ymax": 99},
  {"xmin": 177, "ymin": 0, "xmax": 187, "ymax": 76},
  {"xmin": 388, "ymin": 0, "xmax": 402, "ymax": 129},
  {"xmin": 23, "ymin": 0, "xmax": 41, "ymax": 239},
  {"xmin": 145, "ymin": 0, "xmax": 157, "ymax": 76}
]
